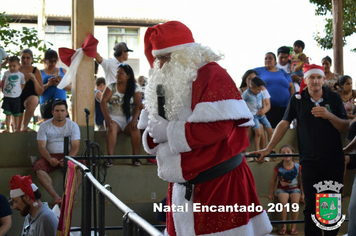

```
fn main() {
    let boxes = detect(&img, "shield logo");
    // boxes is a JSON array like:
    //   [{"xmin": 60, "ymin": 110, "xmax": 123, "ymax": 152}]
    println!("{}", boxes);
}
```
[{"xmin": 315, "ymin": 193, "xmax": 342, "ymax": 224}]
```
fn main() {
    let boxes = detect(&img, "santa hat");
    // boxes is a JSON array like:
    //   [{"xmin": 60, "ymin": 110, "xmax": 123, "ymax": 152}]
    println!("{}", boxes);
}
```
[
  {"xmin": 299, "ymin": 64, "xmax": 325, "ymax": 94},
  {"xmin": 10, "ymin": 175, "xmax": 38, "ymax": 203},
  {"xmin": 144, "ymin": 21, "xmax": 196, "ymax": 68}
]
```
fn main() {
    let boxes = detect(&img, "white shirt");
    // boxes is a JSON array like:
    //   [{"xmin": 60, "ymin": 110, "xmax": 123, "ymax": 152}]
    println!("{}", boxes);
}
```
[
  {"xmin": 100, "ymin": 57, "xmax": 122, "ymax": 84},
  {"xmin": 2, "ymin": 71, "xmax": 26, "ymax": 98},
  {"xmin": 37, "ymin": 118, "xmax": 80, "ymax": 154},
  {"xmin": 276, "ymin": 62, "xmax": 291, "ymax": 74}
]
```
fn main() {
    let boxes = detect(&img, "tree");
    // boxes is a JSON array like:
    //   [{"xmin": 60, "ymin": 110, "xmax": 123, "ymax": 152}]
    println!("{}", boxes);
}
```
[
  {"xmin": 310, "ymin": 0, "xmax": 356, "ymax": 52},
  {"xmin": 0, "ymin": 12, "xmax": 51, "ymax": 65}
]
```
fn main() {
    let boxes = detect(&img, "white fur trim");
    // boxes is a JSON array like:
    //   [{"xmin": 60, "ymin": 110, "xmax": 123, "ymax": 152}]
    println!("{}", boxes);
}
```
[
  {"xmin": 156, "ymin": 143, "xmax": 185, "ymax": 182},
  {"xmin": 167, "ymin": 121, "xmax": 192, "ymax": 154},
  {"xmin": 10, "ymin": 189, "xmax": 24, "ymax": 198},
  {"xmin": 10, "ymin": 183, "xmax": 38, "ymax": 198},
  {"xmin": 238, "ymin": 119, "xmax": 255, "ymax": 127},
  {"xmin": 143, "ymin": 126, "xmax": 185, "ymax": 182},
  {"xmin": 187, "ymin": 100, "xmax": 253, "ymax": 126},
  {"xmin": 304, "ymin": 69, "xmax": 325, "ymax": 78},
  {"xmin": 170, "ymin": 183, "xmax": 272, "ymax": 236},
  {"xmin": 152, "ymin": 43, "xmax": 197, "ymax": 57},
  {"xmin": 172, "ymin": 183, "xmax": 195, "ymax": 236},
  {"xmin": 142, "ymin": 128, "xmax": 158, "ymax": 154},
  {"xmin": 198, "ymin": 211, "xmax": 272, "ymax": 236}
]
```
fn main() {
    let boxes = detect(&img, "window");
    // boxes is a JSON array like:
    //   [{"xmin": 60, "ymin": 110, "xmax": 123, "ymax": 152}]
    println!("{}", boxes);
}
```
[{"xmin": 45, "ymin": 25, "xmax": 72, "ymax": 50}]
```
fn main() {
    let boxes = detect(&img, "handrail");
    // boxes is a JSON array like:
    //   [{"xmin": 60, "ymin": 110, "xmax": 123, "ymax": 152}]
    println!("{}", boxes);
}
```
[
  {"xmin": 66, "ymin": 156, "xmax": 89, "ymax": 171},
  {"xmin": 69, "ymin": 153, "xmax": 300, "ymax": 160},
  {"xmin": 65, "ymin": 156, "xmax": 163, "ymax": 236}
]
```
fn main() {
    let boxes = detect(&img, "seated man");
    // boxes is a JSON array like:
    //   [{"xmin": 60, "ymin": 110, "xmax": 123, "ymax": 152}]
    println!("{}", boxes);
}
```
[
  {"xmin": 10, "ymin": 175, "xmax": 58, "ymax": 236},
  {"xmin": 33, "ymin": 99, "xmax": 80, "ymax": 204}
]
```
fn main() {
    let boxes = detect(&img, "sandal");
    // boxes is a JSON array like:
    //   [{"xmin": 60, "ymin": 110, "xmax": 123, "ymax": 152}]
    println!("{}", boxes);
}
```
[
  {"xmin": 132, "ymin": 159, "xmax": 141, "ymax": 166},
  {"xmin": 104, "ymin": 159, "xmax": 114, "ymax": 168},
  {"xmin": 278, "ymin": 228, "xmax": 286, "ymax": 235},
  {"xmin": 289, "ymin": 229, "xmax": 298, "ymax": 235}
]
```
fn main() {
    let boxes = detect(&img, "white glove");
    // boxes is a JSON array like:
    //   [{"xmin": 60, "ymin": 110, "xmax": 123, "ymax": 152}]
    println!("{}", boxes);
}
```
[
  {"xmin": 148, "ymin": 113, "xmax": 168, "ymax": 143},
  {"xmin": 137, "ymin": 109, "xmax": 149, "ymax": 130}
]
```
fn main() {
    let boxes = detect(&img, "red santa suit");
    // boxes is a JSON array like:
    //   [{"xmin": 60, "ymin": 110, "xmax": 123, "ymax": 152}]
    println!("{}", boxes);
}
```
[{"xmin": 143, "ymin": 21, "xmax": 272, "ymax": 236}]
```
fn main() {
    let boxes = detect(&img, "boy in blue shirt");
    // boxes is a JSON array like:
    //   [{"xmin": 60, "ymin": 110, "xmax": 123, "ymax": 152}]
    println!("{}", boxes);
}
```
[{"xmin": 242, "ymin": 76, "xmax": 273, "ymax": 158}]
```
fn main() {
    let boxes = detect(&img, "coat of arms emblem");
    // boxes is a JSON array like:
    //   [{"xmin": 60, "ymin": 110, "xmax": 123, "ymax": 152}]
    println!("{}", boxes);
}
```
[{"xmin": 311, "ymin": 181, "xmax": 345, "ymax": 230}]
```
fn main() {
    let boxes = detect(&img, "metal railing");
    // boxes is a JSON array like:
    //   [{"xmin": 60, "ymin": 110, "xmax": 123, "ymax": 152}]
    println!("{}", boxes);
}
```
[
  {"xmin": 65, "ymin": 151, "xmax": 350, "ymax": 232},
  {"xmin": 65, "ymin": 156, "xmax": 163, "ymax": 236},
  {"xmin": 66, "ymin": 152, "xmax": 306, "ymax": 230}
]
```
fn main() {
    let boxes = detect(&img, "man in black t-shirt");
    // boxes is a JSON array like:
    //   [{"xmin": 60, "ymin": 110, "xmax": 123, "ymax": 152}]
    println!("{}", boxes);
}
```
[{"xmin": 252, "ymin": 64, "xmax": 349, "ymax": 236}]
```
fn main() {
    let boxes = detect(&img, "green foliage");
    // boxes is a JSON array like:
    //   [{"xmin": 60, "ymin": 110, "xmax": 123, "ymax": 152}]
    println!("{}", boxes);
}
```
[
  {"xmin": 0, "ymin": 12, "xmax": 52, "ymax": 65},
  {"xmin": 310, "ymin": 0, "xmax": 356, "ymax": 52}
]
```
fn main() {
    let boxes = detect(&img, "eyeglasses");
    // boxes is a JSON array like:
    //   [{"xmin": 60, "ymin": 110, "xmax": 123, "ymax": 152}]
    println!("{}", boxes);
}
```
[{"xmin": 48, "ymin": 59, "xmax": 58, "ymax": 63}]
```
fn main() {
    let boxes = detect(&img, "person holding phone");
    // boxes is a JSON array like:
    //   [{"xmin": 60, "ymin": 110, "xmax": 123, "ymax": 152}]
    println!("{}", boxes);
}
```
[{"xmin": 40, "ymin": 49, "xmax": 71, "ymax": 120}]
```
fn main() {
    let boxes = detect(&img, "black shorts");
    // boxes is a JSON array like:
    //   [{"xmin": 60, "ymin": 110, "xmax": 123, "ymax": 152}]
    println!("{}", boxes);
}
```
[{"xmin": 1, "ymin": 96, "xmax": 22, "ymax": 116}]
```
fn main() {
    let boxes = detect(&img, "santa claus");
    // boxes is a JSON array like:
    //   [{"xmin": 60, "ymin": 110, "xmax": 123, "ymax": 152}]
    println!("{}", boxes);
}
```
[{"xmin": 138, "ymin": 21, "xmax": 272, "ymax": 236}]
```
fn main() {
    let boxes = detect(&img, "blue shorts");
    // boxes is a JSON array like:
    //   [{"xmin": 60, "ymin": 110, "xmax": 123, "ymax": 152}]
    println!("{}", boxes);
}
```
[
  {"xmin": 277, "ymin": 188, "xmax": 301, "ymax": 195},
  {"xmin": 253, "ymin": 115, "xmax": 272, "ymax": 130}
]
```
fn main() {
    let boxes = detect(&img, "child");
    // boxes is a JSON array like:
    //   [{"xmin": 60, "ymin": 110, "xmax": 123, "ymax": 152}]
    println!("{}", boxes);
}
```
[
  {"xmin": 95, "ymin": 77, "xmax": 106, "ymax": 131},
  {"xmin": 1, "ymin": 56, "xmax": 26, "ymax": 132},
  {"xmin": 291, "ymin": 40, "xmax": 308, "ymax": 78},
  {"xmin": 242, "ymin": 76, "xmax": 273, "ymax": 159},
  {"xmin": 267, "ymin": 145, "xmax": 304, "ymax": 235}
]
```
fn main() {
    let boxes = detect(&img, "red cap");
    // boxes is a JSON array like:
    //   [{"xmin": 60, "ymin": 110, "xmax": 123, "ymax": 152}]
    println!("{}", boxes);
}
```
[
  {"xmin": 10, "ymin": 175, "xmax": 38, "ymax": 201},
  {"xmin": 144, "ymin": 21, "xmax": 195, "ymax": 68},
  {"xmin": 299, "ymin": 64, "xmax": 325, "ymax": 94}
]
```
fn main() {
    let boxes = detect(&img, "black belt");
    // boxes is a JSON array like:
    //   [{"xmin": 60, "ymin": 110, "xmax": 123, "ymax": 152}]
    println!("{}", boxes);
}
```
[{"xmin": 179, "ymin": 153, "xmax": 243, "ymax": 201}]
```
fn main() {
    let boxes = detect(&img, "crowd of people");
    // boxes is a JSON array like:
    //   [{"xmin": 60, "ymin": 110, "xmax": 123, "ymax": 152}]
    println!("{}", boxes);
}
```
[{"xmin": 1, "ymin": 20, "xmax": 356, "ymax": 236}]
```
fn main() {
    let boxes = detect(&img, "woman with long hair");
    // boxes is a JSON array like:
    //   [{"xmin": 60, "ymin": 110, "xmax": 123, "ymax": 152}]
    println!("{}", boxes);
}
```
[
  {"xmin": 334, "ymin": 75, "xmax": 356, "ymax": 120},
  {"xmin": 101, "ymin": 64, "xmax": 142, "ymax": 166},
  {"xmin": 19, "ymin": 49, "xmax": 44, "ymax": 131},
  {"xmin": 322, "ymin": 56, "xmax": 340, "ymax": 91}
]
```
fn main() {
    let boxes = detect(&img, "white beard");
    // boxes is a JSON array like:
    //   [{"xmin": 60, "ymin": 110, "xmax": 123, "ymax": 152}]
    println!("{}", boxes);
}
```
[{"xmin": 144, "ymin": 44, "xmax": 222, "ymax": 121}]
